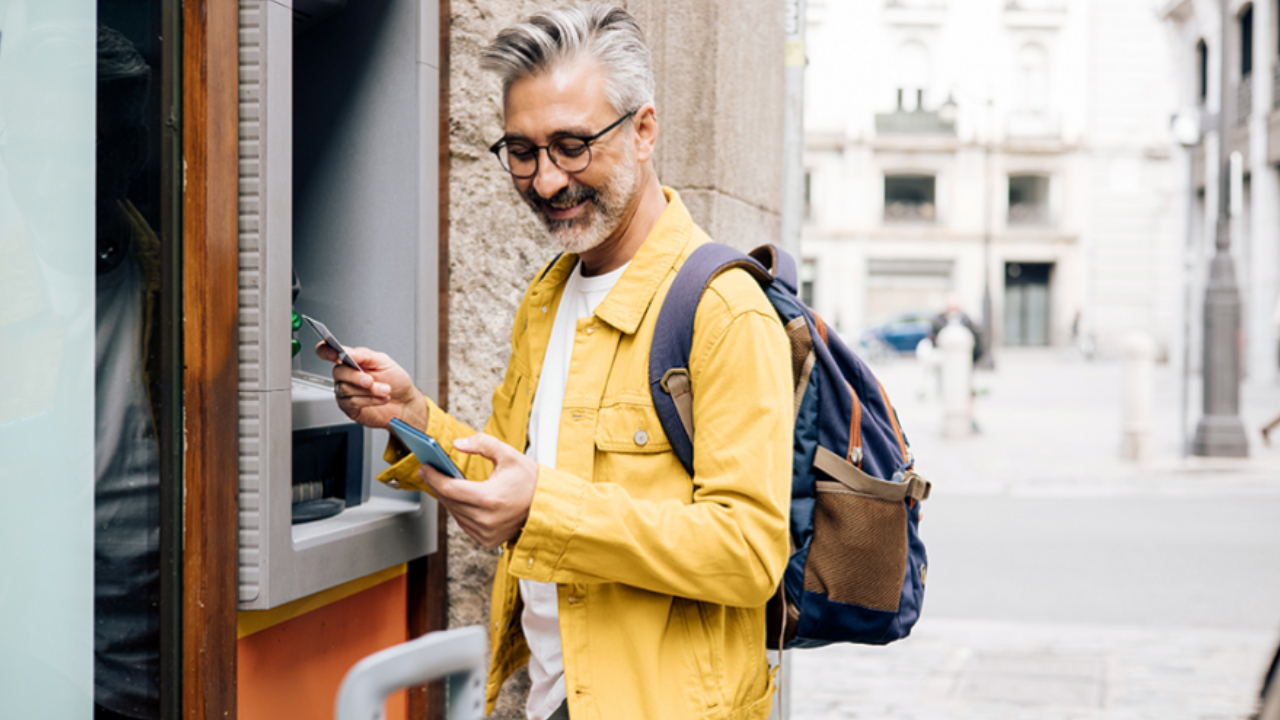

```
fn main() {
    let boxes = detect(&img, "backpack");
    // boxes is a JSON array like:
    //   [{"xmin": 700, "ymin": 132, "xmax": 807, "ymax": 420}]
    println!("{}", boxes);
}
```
[{"xmin": 648, "ymin": 242, "xmax": 931, "ymax": 649}]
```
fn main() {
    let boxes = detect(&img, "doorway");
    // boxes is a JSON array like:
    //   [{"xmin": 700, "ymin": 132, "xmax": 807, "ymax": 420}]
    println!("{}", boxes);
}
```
[{"xmin": 1004, "ymin": 262, "xmax": 1053, "ymax": 346}]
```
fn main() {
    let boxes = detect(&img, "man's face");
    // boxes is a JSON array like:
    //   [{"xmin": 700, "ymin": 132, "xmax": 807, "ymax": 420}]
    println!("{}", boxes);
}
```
[{"xmin": 502, "ymin": 61, "xmax": 641, "ymax": 254}]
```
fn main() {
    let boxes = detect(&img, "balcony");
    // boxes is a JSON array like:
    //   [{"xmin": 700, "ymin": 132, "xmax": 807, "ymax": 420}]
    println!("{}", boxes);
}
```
[
  {"xmin": 876, "ymin": 92, "xmax": 956, "ymax": 136},
  {"xmin": 876, "ymin": 110, "xmax": 956, "ymax": 135}
]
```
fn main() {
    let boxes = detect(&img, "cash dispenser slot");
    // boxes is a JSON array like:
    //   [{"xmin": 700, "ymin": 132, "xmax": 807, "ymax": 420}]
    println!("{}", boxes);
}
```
[{"xmin": 291, "ymin": 423, "xmax": 363, "ymax": 524}]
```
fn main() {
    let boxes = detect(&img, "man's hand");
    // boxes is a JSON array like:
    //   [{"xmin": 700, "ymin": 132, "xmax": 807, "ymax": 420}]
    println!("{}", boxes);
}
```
[
  {"xmin": 316, "ymin": 343, "xmax": 427, "ymax": 430},
  {"xmin": 418, "ymin": 433, "xmax": 537, "ymax": 549}
]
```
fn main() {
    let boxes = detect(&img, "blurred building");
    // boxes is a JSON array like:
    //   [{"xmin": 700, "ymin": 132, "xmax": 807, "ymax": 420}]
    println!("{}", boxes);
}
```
[
  {"xmin": 1162, "ymin": 0, "xmax": 1280, "ymax": 390},
  {"xmin": 801, "ymin": 0, "xmax": 1183, "ymax": 359}
]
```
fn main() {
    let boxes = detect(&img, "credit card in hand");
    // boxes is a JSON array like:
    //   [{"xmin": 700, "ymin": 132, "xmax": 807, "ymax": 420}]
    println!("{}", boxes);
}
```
[{"xmin": 300, "ymin": 314, "xmax": 361, "ymax": 371}]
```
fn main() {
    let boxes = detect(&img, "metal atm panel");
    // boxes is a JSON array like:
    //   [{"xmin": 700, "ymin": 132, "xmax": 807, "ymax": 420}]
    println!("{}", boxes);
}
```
[{"xmin": 238, "ymin": 0, "xmax": 439, "ymax": 610}]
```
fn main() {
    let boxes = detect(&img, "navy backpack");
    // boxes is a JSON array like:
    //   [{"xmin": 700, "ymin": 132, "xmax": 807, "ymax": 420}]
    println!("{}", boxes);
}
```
[{"xmin": 649, "ymin": 243, "xmax": 931, "ymax": 649}]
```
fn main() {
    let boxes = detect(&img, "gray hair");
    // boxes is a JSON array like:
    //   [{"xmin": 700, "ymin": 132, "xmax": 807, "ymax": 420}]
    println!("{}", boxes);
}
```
[{"xmin": 480, "ymin": 4, "xmax": 655, "ymax": 116}]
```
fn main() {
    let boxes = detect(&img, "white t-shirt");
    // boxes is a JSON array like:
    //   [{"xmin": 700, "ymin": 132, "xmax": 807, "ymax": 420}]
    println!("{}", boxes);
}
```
[{"xmin": 521, "ymin": 260, "xmax": 628, "ymax": 720}]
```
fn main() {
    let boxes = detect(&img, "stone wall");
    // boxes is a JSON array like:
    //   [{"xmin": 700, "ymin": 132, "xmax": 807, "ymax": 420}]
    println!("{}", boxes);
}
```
[{"xmin": 443, "ymin": 2, "xmax": 784, "ymax": 716}]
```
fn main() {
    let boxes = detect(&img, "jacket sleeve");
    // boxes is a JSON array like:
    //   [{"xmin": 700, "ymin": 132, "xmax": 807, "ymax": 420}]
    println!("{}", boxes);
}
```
[
  {"xmin": 506, "ymin": 280, "xmax": 793, "ymax": 609},
  {"xmin": 376, "ymin": 301, "xmax": 537, "ymax": 491}
]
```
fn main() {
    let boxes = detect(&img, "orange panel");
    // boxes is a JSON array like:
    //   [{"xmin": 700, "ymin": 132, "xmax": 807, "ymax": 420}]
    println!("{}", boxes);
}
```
[{"xmin": 239, "ymin": 574, "xmax": 409, "ymax": 720}]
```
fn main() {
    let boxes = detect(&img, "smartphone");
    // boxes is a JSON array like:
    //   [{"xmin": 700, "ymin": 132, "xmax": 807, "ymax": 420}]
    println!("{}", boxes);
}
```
[
  {"xmin": 300, "ymin": 314, "xmax": 361, "ymax": 371},
  {"xmin": 388, "ymin": 417, "xmax": 464, "ymax": 478}
]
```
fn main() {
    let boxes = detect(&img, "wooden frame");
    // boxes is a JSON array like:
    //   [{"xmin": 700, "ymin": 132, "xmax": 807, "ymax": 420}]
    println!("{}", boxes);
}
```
[{"xmin": 182, "ymin": 0, "xmax": 240, "ymax": 717}]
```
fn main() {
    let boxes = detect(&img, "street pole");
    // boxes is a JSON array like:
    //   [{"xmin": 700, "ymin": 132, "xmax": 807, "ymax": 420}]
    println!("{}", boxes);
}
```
[
  {"xmin": 780, "ymin": 0, "xmax": 807, "ymax": 261},
  {"xmin": 978, "ymin": 99, "xmax": 995, "ymax": 369},
  {"xmin": 1179, "ymin": 126, "xmax": 1198, "ymax": 458},
  {"xmin": 774, "ymin": 5, "xmax": 806, "ymax": 715},
  {"xmin": 1193, "ymin": 0, "xmax": 1249, "ymax": 457}
]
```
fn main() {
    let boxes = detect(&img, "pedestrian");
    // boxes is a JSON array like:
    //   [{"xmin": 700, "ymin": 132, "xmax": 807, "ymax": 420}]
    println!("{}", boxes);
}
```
[
  {"xmin": 928, "ymin": 292, "xmax": 981, "ymax": 365},
  {"xmin": 316, "ymin": 5, "xmax": 793, "ymax": 720}
]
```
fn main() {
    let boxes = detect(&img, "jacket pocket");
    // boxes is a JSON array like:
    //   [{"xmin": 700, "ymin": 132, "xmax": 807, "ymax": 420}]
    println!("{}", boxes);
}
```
[
  {"xmin": 674, "ymin": 597, "xmax": 723, "ymax": 712},
  {"xmin": 803, "ymin": 479, "xmax": 908, "ymax": 611},
  {"xmin": 593, "ymin": 402, "xmax": 671, "ymax": 453},
  {"xmin": 592, "ymin": 402, "xmax": 686, "ymax": 494}
]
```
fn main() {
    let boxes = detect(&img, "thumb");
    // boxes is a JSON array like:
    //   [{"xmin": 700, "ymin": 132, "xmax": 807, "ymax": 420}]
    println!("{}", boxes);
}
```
[{"xmin": 453, "ymin": 433, "xmax": 512, "ymax": 463}]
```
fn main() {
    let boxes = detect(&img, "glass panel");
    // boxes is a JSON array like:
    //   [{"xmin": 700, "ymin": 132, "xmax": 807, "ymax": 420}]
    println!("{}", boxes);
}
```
[
  {"xmin": 95, "ymin": 2, "xmax": 168, "ymax": 717},
  {"xmin": 0, "ymin": 2, "xmax": 99, "ymax": 718}
]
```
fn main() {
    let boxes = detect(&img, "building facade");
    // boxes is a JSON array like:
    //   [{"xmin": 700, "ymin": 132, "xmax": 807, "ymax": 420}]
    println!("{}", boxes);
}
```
[
  {"xmin": 1163, "ymin": 0, "xmax": 1280, "ymax": 390},
  {"xmin": 802, "ymin": 0, "xmax": 1183, "ymax": 360}
]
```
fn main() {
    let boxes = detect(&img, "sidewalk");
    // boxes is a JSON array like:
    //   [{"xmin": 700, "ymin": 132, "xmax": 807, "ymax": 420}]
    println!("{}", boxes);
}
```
[
  {"xmin": 785, "ymin": 349, "xmax": 1280, "ymax": 720},
  {"xmin": 870, "ymin": 348, "xmax": 1280, "ymax": 498},
  {"xmin": 791, "ymin": 619, "xmax": 1274, "ymax": 720}
]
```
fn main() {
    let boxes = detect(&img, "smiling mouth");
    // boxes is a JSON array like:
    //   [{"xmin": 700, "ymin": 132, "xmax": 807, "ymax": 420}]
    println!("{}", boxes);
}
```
[{"xmin": 545, "ymin": 198, "xmax": 588, "ymax": 220}]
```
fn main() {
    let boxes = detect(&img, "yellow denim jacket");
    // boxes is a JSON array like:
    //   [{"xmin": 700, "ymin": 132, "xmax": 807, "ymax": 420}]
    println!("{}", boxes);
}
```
[{"xmin": 379, "ymin": 189, "xmax": 793, "ymax": 720}]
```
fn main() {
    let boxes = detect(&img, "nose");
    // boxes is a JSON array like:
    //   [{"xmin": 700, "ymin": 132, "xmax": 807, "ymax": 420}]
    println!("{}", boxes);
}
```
[{"xmin": 530, "ymin": 148, "xmax": 570, "ymax": 201}]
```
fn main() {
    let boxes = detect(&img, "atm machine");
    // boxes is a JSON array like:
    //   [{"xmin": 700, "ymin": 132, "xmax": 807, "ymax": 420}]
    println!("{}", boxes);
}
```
[{"xmin": 237, "ymin": 0, "xmax": 440, "ymax": 610}]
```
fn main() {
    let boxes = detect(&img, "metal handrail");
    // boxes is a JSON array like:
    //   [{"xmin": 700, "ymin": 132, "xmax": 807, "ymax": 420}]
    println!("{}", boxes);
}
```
[{"xmin": 335, "ymin": 626, "xmax": 487, "ymax": 720}]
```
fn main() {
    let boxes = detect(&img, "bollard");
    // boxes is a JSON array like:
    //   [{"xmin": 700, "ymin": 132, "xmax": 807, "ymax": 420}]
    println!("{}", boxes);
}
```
[
  {"xmin": 938, "ymin": 318, "xmax": 975, "ymax": 438},
  {"xmin": 1121, "ymin": 333, "xmax": 1156, "ymax": 461}
]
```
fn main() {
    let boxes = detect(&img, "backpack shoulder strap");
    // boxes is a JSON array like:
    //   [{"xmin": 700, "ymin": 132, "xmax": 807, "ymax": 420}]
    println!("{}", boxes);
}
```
[
  {"xmin": 649, "ymin": 242, "xmax": 772, "ymax": 477},
  {"xmin": 748, "ymin": 244, "xmax": 799, "ymax": 295}
]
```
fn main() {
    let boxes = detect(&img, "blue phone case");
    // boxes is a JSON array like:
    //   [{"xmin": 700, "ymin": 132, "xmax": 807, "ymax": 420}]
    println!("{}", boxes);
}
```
[{"xmin": 389, "ymin": 417, "xmax": 463, "ymax": 478}]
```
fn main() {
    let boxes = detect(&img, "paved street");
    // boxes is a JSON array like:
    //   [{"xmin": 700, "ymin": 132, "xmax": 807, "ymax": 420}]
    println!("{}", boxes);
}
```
[{"xmin": 789, "ymin": 349, "xmax": 1280, "ymax": 719}]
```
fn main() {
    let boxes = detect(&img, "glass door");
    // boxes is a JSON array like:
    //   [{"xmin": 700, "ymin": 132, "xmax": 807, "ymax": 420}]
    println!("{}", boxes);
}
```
[{"xmin": 0, "ymin": 1, "xmax": 181, "ymax": 717}]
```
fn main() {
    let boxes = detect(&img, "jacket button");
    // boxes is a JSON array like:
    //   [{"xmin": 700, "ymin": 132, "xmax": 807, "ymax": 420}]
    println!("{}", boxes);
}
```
[
  {"xmin": 634, "ymin": 429, "xmax": 648, "ymax": 446},
  {"xmin": 387, "ymin": 480, "xmax": 401, "ymax": 489},
  {"xmin": 541, "ymin": 305, "xmax": 548, "ymax": 314}
]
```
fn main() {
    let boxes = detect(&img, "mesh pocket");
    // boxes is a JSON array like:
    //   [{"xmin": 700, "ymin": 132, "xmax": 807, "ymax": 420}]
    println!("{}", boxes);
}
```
[{"xmin": 803, "ymin": 481, "xmax": 908, "ymax": 611}]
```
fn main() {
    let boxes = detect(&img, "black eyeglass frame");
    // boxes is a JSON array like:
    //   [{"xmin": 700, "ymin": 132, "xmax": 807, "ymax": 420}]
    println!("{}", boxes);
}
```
[{"xmin": 489, "ymin": 110, "xmax": 637, "ymax": 179}]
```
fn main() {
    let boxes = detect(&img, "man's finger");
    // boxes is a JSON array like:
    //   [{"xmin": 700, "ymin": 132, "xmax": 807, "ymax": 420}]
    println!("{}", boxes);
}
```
[
  {"xmin": 345, "ymin": 346, "xmax": 392, "ymax": 372},
  {"xmin": 453, "ymin": 432, "xmax": 514, "ymax": 463},
  {"xmin": 314, "ymin": 341, "xmax": 338, "ymax": 363}
]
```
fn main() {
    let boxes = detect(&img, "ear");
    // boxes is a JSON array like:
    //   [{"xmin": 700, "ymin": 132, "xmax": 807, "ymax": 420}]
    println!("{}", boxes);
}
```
[{"xmin": 632, "ymin": 103, "xmax": 658, "ymax": 163}]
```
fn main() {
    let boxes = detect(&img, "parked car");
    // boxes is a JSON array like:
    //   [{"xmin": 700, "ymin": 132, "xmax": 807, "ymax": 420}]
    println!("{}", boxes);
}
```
[{"xmin": 858, "ymin": 311, "xmax": 936, "ymax": 357}]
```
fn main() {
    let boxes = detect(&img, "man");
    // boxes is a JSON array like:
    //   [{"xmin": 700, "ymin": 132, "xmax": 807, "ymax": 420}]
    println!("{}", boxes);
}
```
[
  {"xmin": 92, "ymin": 25, "xmax": 163, "ymax": 720},
  {"xmin": 320, "ymin": 5, "xmax": 792, "ymax": 719}
]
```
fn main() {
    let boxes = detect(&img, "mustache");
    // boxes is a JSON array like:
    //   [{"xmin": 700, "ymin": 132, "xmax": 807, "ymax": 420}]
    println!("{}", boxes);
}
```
[{"xmin": 523, "ymin": 184, "xmax": 599, "ymax": 214}]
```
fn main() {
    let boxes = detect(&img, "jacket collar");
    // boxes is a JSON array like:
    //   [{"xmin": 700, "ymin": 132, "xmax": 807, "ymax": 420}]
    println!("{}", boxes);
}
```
[{"xmin": 532, "ymin": 187, "xmax": 694, "ymax": 336}]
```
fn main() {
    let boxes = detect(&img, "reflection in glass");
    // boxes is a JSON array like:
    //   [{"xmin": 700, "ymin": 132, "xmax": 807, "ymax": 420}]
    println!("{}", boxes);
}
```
[{"xmin": 93, "ymin": 18, "xmax": 162, "ymax": 720}]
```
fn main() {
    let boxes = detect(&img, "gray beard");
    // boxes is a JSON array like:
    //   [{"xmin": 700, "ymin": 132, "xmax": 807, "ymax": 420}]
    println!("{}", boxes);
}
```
[{"xmin": 525, "ymin": 159, "xmax": 641, "ymax": 255}]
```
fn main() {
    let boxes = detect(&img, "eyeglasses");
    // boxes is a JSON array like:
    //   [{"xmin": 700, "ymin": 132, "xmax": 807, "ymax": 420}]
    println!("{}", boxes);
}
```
[{"xmin": 489, "ymin": 110, "xmax": 636, "ymax": 179}]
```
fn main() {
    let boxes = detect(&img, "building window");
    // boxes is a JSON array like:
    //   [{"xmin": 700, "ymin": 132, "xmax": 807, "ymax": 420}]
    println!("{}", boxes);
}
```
[
  {"xmin": 1241, "ymin": 4, "xmax": 1254, "ymax": 78},
  {"xmin": 1008, "ymin": 174, "xmax": 1051, "ymax": 226},
  {"xmin": 1196, "ymin": 39, "xmax": 1208, "ymax": 104},
  {"xmin": 800, "ymin": 260, "xmax": 817, "ymax": 307},
  {"xmin": 884, "ymin": 174, "xmax": 937, "ymax": 223}
]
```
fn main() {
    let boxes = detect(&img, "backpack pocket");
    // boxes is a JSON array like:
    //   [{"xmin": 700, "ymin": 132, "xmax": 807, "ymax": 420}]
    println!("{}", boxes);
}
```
[{"xmin": 803, "ymin": 457, "xmax": 910, "ymax": 612}]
